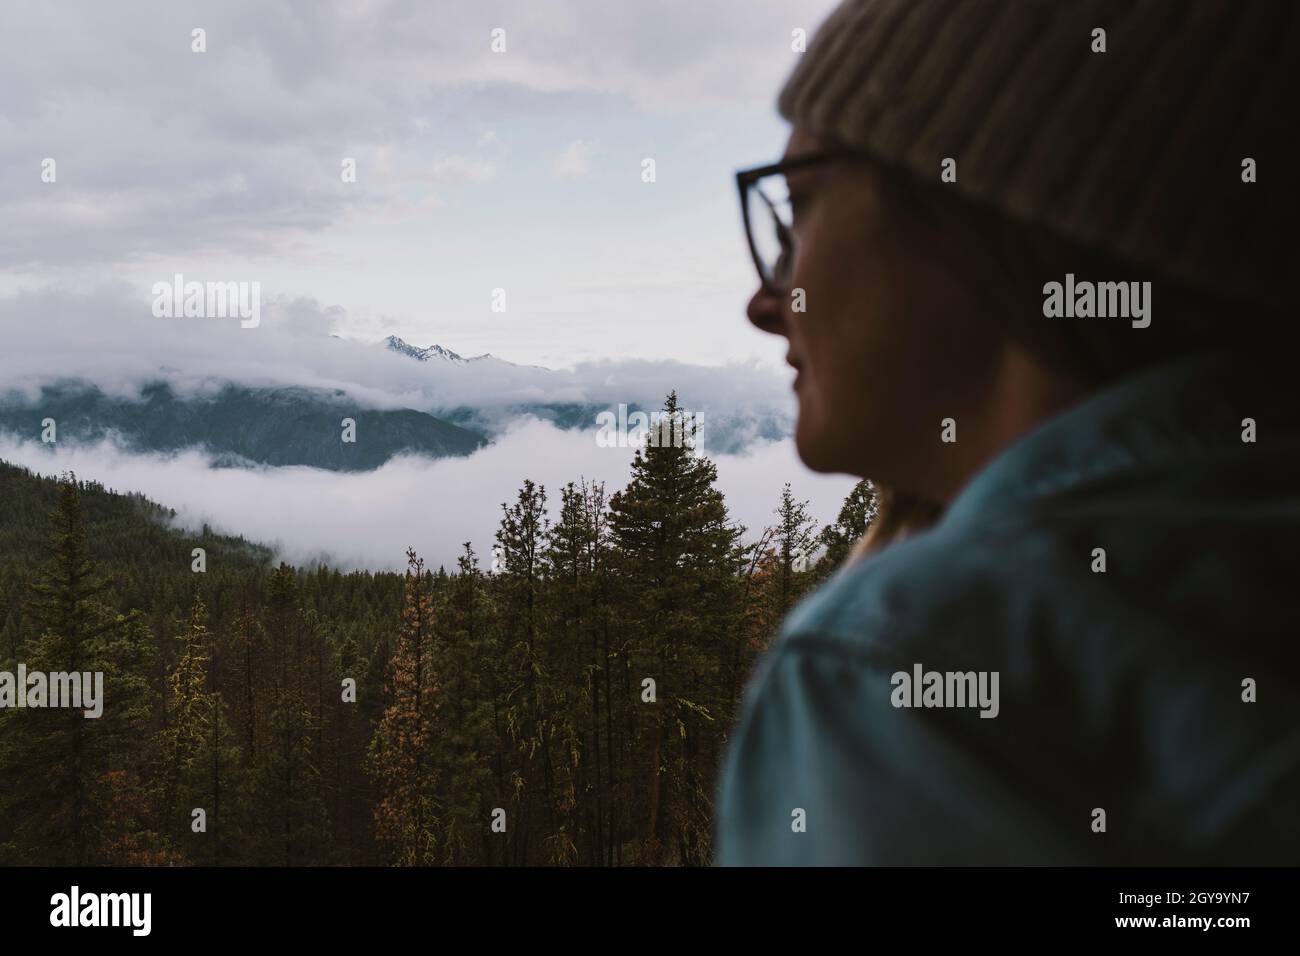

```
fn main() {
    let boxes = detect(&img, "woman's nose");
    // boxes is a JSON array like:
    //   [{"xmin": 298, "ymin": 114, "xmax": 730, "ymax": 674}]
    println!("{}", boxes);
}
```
[{"xmin": 746, "ymin": 284, "xmax": 785, "ymax": 336}]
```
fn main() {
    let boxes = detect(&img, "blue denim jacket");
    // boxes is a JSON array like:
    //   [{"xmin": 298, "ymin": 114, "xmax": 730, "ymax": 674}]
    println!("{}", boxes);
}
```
[{"xmin": 716, "ymin": 350, "xmax": 1300, "ymax": 865}]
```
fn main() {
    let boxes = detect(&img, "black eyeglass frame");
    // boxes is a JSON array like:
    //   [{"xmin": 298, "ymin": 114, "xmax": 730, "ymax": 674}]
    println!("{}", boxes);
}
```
[{"xmin": 735, "ymin": 149, "xmax": 867, "ymax": 295}]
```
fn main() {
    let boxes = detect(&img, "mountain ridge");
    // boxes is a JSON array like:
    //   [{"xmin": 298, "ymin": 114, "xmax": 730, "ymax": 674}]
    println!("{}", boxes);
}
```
[
  {"xmin": 383, "ymin": 334, "xmax": 549, "ymax": 371},
  {"xmin": 0, "ymin": 381, "xmax": 487, "ymax": 471}
]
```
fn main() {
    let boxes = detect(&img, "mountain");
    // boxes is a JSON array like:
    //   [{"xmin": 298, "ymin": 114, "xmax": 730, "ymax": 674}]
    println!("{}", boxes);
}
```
[
  {"xmin": 384, "ymin": 335, "xmax": 547, "ymax": 371},
  {"xmin": 0, "ymin": 381, "xmax": 487, "ymax": 471},
  {"xmin": 0, "ymin": 458, "xmax": 272, "ymax": 575},
  {"xmin": 0, "ymin": 337, "xmax": 793, "ymax": 472},
  {"xmin": 381, "ymin": 337, "xmax": 791, "ymax": 453},
  {"xmin": 384, "ymin": 335, "xmax": 471, "ymax": 364}
]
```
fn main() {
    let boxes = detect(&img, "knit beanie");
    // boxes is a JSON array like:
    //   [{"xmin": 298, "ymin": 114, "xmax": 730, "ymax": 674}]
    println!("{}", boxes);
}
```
[{"xmin": 777, "ymin": 0, "xmax": 1296, "ymax": 318}]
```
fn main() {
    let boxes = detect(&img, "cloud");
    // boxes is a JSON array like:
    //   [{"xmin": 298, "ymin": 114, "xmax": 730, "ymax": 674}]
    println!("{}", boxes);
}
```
[
  {"xmin": 0, "ymin": 423, "xmax": 857, "ymax": 572},
  {"xmin": 0, "ymin": 283, "xmax": 795, "ymax": 440},
  {"xmin": 0, "ymin": 0, "xmax": 838, "ymax": 273},
  {"xmin": 551, "ymin": 139, "xmax": 596, "ymax": 180},
  {"xmin": 424, "ymin": 154, "xmax": 497, "ymax": 184}
]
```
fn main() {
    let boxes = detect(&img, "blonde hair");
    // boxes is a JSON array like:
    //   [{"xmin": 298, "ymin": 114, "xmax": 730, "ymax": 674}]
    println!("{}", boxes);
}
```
[{"xmin": 847, "ymin": 486, "xmax": 944, "ymax": 563}]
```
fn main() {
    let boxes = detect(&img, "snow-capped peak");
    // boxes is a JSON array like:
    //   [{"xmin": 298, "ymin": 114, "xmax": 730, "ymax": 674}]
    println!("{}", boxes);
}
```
[
  {"xmin": 385, "ymin": 335, "xmax": 467, "ymax": 365},
  {"xmin": 383, "ymin": 335, "xmax": 546, "ymax": 370}
]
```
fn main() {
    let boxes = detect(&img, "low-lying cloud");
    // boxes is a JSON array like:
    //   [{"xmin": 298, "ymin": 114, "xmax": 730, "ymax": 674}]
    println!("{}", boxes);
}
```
[{"xmin": 0, "ymin": 420, "xmax": 858, "ymax": 572}]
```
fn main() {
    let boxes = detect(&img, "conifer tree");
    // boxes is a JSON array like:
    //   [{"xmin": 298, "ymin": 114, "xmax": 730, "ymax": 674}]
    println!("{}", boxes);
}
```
[
  {"xmin": 368, "ymin": 549, "xmax": 441, "ymax": 864},
  {"xmin": 155, "ymin": 593, "xmax": 242, "ymax": 863},
  {"xmin": 0, "ymin": 477, "xmax": 128, "ymax": 864},
  {"xmin": 253, "ymin": 564, "xmax": 330, "ymax": 863},
  {"xmin": 494, "ymin": 479, "xmax": 559, "ymax": 863},
  {"xmin": 428, "ymin": 543, "xmax": 499, "ymax": 864},
  {"xmin": 814, "ymin": 479, "xmax": 879, "ymax": 580},
  {"xmin": 734, "ymin": 525, "xmax": 780, "ymax": 697},
  {"xmin": 607, "ymin": 393, "xmax": 744, "ymax": 863},
  {"xmin": 84, "ymin": 612, "xmax": 164, "ymax": 864},
  {"xmin": 542, "ymin": 481, "xmax": 605, "ymax": 864},
  {"xmin": 326, "ymin": 625, "xmax": 370, "ymax": 864},
  {"xmin": 771, "ymin": 482, "xmax": 818, "ymax": 615}
]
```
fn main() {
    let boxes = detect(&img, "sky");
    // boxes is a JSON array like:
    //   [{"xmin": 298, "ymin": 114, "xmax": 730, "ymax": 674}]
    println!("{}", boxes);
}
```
[
  {"xmin": 0, "ymin": 0, "xmax": 841, "ymax": 368},
  {"xmin": 0, "ymin": 0, "xmax": 860, "ymax": 569}
]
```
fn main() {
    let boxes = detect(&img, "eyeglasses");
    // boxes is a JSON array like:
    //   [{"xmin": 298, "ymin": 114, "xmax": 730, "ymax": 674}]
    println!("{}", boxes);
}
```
[{"xmin": 735, "ymin": 150, "xmax": 862, "ymax": 295}]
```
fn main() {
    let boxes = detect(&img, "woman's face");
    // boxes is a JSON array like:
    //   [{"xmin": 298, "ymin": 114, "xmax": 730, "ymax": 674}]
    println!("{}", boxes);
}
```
[{"xmin": 746, "ymin": 127, "xmax": 1004, "ymax": 491}]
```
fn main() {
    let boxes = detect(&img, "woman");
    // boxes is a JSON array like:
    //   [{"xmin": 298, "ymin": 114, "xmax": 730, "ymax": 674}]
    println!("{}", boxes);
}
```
[{"xmin": 717, "ymin": 0, "xmax": 1298, "ymax": 865}]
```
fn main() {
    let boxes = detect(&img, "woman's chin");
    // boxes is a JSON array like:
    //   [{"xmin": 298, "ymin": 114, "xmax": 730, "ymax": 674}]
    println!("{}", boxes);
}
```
[{"xmin": 793, "ymin": 416, "xmax": 842, "ymax": 474}]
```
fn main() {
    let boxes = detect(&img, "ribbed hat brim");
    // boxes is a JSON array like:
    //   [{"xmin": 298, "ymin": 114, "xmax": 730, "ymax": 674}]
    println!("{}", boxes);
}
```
[{"xmin": 778, "ymin": 0, "xmax": 1297, "ymax": 311}]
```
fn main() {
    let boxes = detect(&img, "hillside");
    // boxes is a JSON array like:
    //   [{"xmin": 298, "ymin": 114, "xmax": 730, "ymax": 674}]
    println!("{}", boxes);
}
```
[
  {"xmin": 0, "ymin": 381, "xmax": 487, "ymax": 470},
  {"xmin": 0, "ymin": 458, "xmax": 271, "ymax": 574},
  {"xmin": 0, "ymin": 459, "xmax": 282, "ymax": 660}
]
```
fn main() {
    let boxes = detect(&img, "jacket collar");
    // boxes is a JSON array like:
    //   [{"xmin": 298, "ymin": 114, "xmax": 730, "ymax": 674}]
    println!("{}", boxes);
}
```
[{"xmin": 943, "ymin": 349, "xmax": 1300, "ymax": 525}]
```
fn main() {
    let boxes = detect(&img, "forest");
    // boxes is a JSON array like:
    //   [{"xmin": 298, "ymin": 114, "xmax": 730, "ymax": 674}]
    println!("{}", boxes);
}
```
[{"xmin": 0, "ymin": 395, "xmax": 877, "ymax": 866}]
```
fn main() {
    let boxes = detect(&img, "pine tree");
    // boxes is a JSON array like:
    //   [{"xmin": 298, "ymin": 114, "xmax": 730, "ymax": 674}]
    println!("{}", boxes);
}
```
[
  {"xmin": 326, "ymin": 624, "xmax": 370, "ymax": 864},
  {"xmin": 368, "ymin": 549, "xmax": 441, "ymax": 864},
  {"xmin": 734, "ymin": 525, "xmax": 780, "ymax": 692},
  {"xmin": 494, "ymin": 480, "xmax": 559, "ymax": 863},
  {"xmin": 541, "ymin": 481, "xmax": 606, "ymax": 865},
  {"xmin": 154, "ymin": 593, "xmax": 242, "ymax": 863},
  {"xmin": 0, "ymin": 477, "xmax": 128, "ymax": 864},
  {"xmin": 84, "ymin": 613, "xmax": 167, "ymax": 864},
  {"xmin": 250, "ymin": 564, "xmax": 330, "ymax": 864},
  {"xmin": 607, "ymin": 393, "xmax": 744, "ymax": 864},
  {"xmin": 814, "ymin": 479, "xmax": 879, "ymax": 580},
  {"xmin": 428, "ymin": 543, "xmax": 500, "ymax": 864},
  {"xmin": 771, "ymin": 482, "xmax": 819, "ymax": 615}
]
